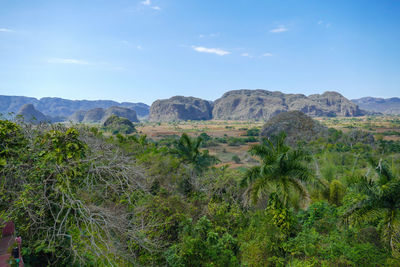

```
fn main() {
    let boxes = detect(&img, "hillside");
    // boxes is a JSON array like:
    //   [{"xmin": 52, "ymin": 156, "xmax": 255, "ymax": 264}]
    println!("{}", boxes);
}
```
[
  {"xmin": 352, "ymin": 97, "xmax": 400, "ymax": 114},
  {"xmin": 212, "ymin": 89, "xmax": 365, "ymax": 121},
  {"xmin": 16, "ymin": 104, "xmax": 50, "ymax": 124},
  {"xmin": 69, "ymin": 106, "xmax": 139, "ymax": 123},
  {"xmin": 149, "ymin": 96, "xmax": 213, "ymax": 122},
  {"xmin": 0, "ymin": 95, "xmax": 149, "ymax": 120}
]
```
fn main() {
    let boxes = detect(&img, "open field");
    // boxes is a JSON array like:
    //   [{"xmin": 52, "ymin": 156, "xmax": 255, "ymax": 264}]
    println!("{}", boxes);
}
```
[
  {"xmin": 316, "ymin": 116, "xmax": 400, "ymax": 141},
  {"xmin": 135, "ymin": 115, "xmax": 400, "ymax": 167}
]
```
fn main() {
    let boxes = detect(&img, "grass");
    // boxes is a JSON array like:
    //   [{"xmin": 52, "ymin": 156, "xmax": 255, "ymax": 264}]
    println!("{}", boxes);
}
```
[{"xmin": 134, "ymin": 115, "xmax": 400, "ymax": 167}]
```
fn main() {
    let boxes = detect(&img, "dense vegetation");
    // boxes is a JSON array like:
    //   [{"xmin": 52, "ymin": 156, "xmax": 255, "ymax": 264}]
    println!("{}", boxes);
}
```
[{"xmin": 1, "ymin": 118, "xmax": 400, "ymax": 266}]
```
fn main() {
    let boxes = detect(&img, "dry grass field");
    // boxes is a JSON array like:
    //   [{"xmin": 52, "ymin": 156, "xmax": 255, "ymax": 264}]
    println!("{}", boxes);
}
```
[{"xmin": 134, "ymin": 116, "xmax": 400, "ymax": 167}]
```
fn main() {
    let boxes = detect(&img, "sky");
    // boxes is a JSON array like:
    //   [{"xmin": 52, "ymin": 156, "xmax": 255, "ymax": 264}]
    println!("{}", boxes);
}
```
[{"xmin": 0, "ymin": 0, "xmax": 399, "ymax": 105}]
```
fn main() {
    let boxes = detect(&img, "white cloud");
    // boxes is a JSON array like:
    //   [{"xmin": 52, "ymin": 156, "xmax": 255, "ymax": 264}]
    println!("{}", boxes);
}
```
[
  {"xmin": 47, "ymin": 58, "xmax": 90, "ymax": 65},
  {"xmin": 191, "ymin": 46, "xmax": 230, "ymax": 56},
  {"xmin": 141, "ymin": 0, "xmax": 151, "ymax": 5},
  {"xmin": 140, "ymin": 0, "xmax": 160, "ymax": 10},
  {"xmin": 318, "ymin": 20, "xmax": 332, "ymax": 28},
  {"xmin": 261, "ymin": 53, "xmax": 273, "ymax": 57},
  {"xmin": 199, "ymin": 33, "xmax": 220, "ymax": 38},
  {"xmin": 241, "ymin": 53, "xmax": 253, "ymax": 58},
  {"xmin": 270, "ymin": 25, "xmax": 288, "ymax": 33},
  {"xmin": 0, "ymin": 28, "xmax": 13, "ymax": 32},
  {"xmin": 136, "ymin": 45, "xmax": 142, "ymax": 50},
  {"xmin": 47, "ymin": 58, "xmax": 127, "ymax": 71}
]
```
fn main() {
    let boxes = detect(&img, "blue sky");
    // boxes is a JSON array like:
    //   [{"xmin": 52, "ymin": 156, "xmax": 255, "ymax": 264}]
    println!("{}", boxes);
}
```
[{"xmin": 0, "ymin": 0, "xmax": 399, "ymax": 104}]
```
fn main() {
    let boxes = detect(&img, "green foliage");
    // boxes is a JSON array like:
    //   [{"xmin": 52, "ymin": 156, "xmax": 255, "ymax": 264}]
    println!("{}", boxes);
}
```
[
  {"xmin": 329, "ymin": 179, "xmax": 345, "ymax": 206},
  {"xmin": 0, "ymin": 120, "xmax": 26, "ymax": 166},
  {"xmin": 1, "ymin": 118, "xmax": 400, "ymax": 266},
  {"xmin": 171, "ymin": 133, "xmax": 219, "ymax": 172},
  {"xmin": 239, "ymin": 210, "xmax": 286, "ymax": 266},
  {"xmin": 166, "ymin": 216, "xmax": 239, "ymax": 267},
  {"xmin": 102, "ymin": 115, "xmax": 136, "ymax": 134},
  {"xmin": 241, "ymin": 132, "xmax": 313, "ymax": 207},
  {"xmin": 267, "ymin": 193, "xmax": 296, "ymax": 237},
  {"xmin": 344, "ymin": 158, "xmax": 400, "ymax": 257},
  {"xmin": 245, "ymin": 127, "xmax": 260, "ymax": 137},
  {"xmin": 232, "ymin": 154, "xmax": 241, "ymax": 163}
]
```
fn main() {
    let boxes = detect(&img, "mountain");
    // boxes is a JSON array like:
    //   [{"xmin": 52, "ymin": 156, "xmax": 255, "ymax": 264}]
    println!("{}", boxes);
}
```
[
  {"xmin": 0, "ymin": 95, "xmax": 149, "ymax": 120},
  {"xmin": 16, "ymin": 104, "xmax": 50, "ymax": 124},
  {"xmin": 69, "ymin": 106, "xmax": 139, "ymax": 123},
  {"xmin": 352, "ymin": 97, "xmax": 400, "ymax": 115},
  {"xmin": 149, "ymin": 96, "xmax": 213, "ymax": 122},
  {"xmin": 103, "ymin": 106, "xmax": 139, "ymax": 122},
  {"xmin": 82, "ymin": 108, "xmax": 105, "ymax": 123},
  {"xmin": 212, "ymin": 90, "xmax": 365, "ymax": 120}
]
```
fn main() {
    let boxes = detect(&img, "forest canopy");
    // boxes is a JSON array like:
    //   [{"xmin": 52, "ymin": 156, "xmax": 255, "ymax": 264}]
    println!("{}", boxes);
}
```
[{"xmin": 1, "ymin": 118, "xmax": 400, "ymax": 266}]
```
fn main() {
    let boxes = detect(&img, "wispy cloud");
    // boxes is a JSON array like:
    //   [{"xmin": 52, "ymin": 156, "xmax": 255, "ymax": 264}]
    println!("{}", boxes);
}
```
[
  {"xmin": 199, "ymin": 33, "xmax": 220, "ymax": 38},
  {"xmin": 0, "ymin": 28, "xmax": 13, "ymax": 33},
  {"xmin": 318, "ymin": 20, "xmax": 331, "ymax": 28},
  {"xmin": 270, "ymin": 25, "xmax": 288, "ymax": 33},
  {"xmin": 191, "ymin": 46, "xmax": 230, "ymax": 56},
  {"xmin": 140, "ymin": 0, "xmax": 161, "ymax": 10},
  {"xmin": 47, "ymin": 58, "xmax": 126, "ymax": 71},
  {"xmin": 47, "ymin": 58, "xmax": 90, "ymax": 65},
  {"xmin": 241, "ymin": 53, "xmax": 253, "ymax": 58},
  {"xmin": 261, "ymin": 53, "xmax": 273, "ymax": 57},
  {"xmin": 121, "ymin": 40, "xmax": 143, "ymax": 50}
]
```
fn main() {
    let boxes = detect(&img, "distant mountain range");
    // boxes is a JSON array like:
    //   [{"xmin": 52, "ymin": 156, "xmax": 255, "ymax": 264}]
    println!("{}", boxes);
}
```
[
  {"xmin": 149, "ymin": 90, "xmax": 368, "ymax": 122},
  {"xmin": 351, "ymin": 97, "xmax": 400, "ymax": 115},
  {"xmin": 0, "ymin": 95, "xmax": 150, "ymax": 120},
  {"xmin": 1, "ymin": 91, "xmax": 399, "ymax": 123}
]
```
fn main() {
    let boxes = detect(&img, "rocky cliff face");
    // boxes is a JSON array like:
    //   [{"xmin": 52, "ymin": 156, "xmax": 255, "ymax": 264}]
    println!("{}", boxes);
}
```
[
  {"xmin": 69, "ymin": 106, "xmax": 138, "ymax": 123},
  {"xmin": 16, "ymin": 104, "xmax": 50, "ymax": 124},
  {"xmin": 352, "ymin": 97, "xmax": 400, "ymax": 115},
  {"xmin": 149, "ymin": 96, "xmax": 213, "ymax": 122},
  {"xmin": 212, "ymin": 90, "xmax": 286, "ymax": 120},
  {"xmin": 308, "ymin": 91, "xmax": 364, "ymax": 117},
  {"xmin": 212, "ymin": 89, "xmax": 365, "ymax": 120}
]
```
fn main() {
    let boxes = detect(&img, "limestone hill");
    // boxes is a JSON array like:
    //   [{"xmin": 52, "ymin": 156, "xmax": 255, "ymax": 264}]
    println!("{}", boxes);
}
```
[
  {"xmin": 69, "ymin": 106, "xmax": 139, "ymax": 123},
  {"xmin": 149, "ymin": 96, "xmax": 213, "ymax": 122}
]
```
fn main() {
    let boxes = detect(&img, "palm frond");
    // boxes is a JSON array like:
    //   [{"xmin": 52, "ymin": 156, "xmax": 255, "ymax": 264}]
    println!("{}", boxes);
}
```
[
  {"xmin": 289, "ymin": 177, "xmax": 310, "ymax": 207},
  {"xmin": 241, "ymin": 166, "xmax": 261, "ymax": 187}
]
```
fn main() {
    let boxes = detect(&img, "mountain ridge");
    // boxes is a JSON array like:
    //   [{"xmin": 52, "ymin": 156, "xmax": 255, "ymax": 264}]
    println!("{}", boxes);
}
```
[
  {"xmin": 352, "ymin": 97, "xmax": 400, "ymax": 115},
  {"xmin": 2, "ymin": 90, "xmax": 399, "ymax": 123},
  {"xmin": 0, "ymin": 95, "xmax": 150, "ymax": 119}
]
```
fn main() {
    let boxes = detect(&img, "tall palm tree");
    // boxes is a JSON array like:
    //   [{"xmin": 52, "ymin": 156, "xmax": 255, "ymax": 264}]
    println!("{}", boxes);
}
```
[
  {"xmin": 171, "ymin": 133, "xmax": 217, "ymax": 171},
  {"xmin": 172, "ymin": 133, "xmax": 202, "ymax": 163},
  {"xmin": 344, "ymin": 158, "xmax": 400, "ymax": 256},
  {"xmin": 241, "ymin": 132, "xmax": 313, "ymax": 207}
]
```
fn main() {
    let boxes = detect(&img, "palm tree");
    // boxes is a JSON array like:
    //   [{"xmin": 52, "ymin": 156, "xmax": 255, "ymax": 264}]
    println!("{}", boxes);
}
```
[
  {"xmin": 172, "ymin": 133, "xmax": 202, "ymax": 163},
  {"xmin": 344, "ymin": 158, "xmax": 400, "ymax": 256},
  {"xmin": 241, "ymin": 132, "xmax": 313, "ymax": 207},
  {"xmin": 171, "ymin": 133, "xmax": 218, "ymax": 171}
]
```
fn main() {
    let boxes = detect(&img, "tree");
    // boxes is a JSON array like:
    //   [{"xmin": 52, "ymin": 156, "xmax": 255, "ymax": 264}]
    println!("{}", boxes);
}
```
[
  {"xmin": 241, "ymin": 132, "xmax": 313, "ymax": 207},
  {"xmin": 344, "ymin": 158, "xmax": 400, "ymax": 257},
  {"xmin": 171, "ymin": 133, "xmax": 218, "ymax": 171}
]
